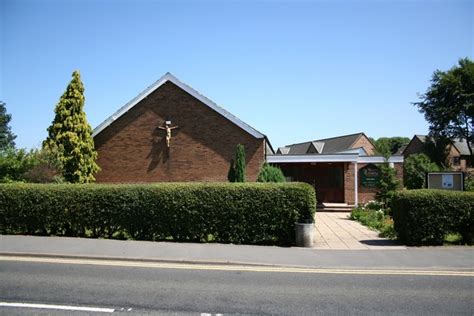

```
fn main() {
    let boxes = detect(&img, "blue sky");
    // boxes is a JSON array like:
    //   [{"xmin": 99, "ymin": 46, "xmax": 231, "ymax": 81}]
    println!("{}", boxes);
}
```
[{"xmin": 1, "ymin": 0, "xmax": 472, "ymax": 149}]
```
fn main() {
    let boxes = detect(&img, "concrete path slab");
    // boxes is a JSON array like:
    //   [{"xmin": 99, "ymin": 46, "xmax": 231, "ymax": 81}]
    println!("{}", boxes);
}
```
[{"xmin": 314, "ymin": 212, "xmax": 406, "ymax": 250}]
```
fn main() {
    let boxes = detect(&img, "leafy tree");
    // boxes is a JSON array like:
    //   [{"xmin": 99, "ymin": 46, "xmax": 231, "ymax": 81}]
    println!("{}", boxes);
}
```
[
  {"xmin": 465, "ymin": 173, "xmax": 474, "ymax": 191},
  {"xmin": 23, "ymin": 147, "xmax": 64, "ymax": 183},
  {"xmin": 0, "ymin": 101, "xmax": 16, "ymax": 150},
  {"xmin": 0, "ymin": 147, "xmax": 37, "ymax": 182},
  {"xmin": 257, "ymin": 163, "xmax": 286, "ymax": 182},
  {"xmin": 376, "ymin": 162, "xmax": 400, "ymax": 207},
  {"xmin": 403, "ymin": 153, "xmax": 440, "ymax": 189},
  {"xmin": 43, "ymin": 71, "xmax": 99, "ymax": 183},
  {"xmin": 0, "ymin": 147, "xmax": 63, "ymax": 183},
  {"xmin": 228, "ymin": 144, "xmax": 246, "ymax": 182},
  {"xmin": 372, "ymin": 137, "xmax": 410, "ymax": 156},
  {"xmin": 414, "ymin": 58, "xmax": 474, "ymax": 164}
]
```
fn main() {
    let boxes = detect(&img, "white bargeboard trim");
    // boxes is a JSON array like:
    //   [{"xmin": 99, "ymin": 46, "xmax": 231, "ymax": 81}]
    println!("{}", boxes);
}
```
[{"xmin": 92, "ymin": 73, "xmax": 265, "ymax": 139}]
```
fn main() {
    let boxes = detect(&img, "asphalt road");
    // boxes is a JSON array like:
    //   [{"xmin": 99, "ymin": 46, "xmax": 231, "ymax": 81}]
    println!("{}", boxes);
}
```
[{"xmin": 0, "ymin": 259, "xmax": 473, "ymax": 315}]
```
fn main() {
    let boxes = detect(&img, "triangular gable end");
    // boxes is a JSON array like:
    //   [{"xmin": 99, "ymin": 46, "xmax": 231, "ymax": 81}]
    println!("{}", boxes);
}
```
[
  {"xmin": 92, "ymin": 73, "xmax": 265, "ymax": 139},
  {"xmin": 349, "ymin": 133, "xmax": 376, "ymax": 150},
  {"xmin": 311, "ymin": 141, "xmax": 325, "ymax": 154}
]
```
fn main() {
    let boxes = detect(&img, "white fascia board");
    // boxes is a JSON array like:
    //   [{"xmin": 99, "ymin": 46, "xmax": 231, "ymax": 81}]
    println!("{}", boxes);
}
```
[
  {"xmin": 337, "ymin": 147, "xmax": 368, "ymax": 155},
  {"xmin": 267, "ymin": 154, "xmax": 359, "ymax": 163},
  {"xmin": 268, "ymin": 154, "xmax": 404, "ymax": 164},
  {"xmin": 92, "ymin": 73, "xmax": 265, "ymax": 139},
  {"xmin": 357, "ymin": 156, "xmax": 385, "ymax": 164},
  {"xmin": 388, "ymin": 156, "xmax": 404, "ymax": 163},
  {"xmin": 357, "ymin": 156, "xmax": 404, "ymax": 163}
]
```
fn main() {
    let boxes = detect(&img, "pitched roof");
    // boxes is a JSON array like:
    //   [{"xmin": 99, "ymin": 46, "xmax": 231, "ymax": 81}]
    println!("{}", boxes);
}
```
[
  {"xmin": 395, "ymin": 144, "xmax": 407, "ymax": 155},
  {"xmin": 277, "ymin": 147, "xmax": 290, "ymax": 154},
  {"xmin": 281, "ymin": 132, "xmax": 367, "ymax": 155},
  {"xmin": 92, "ymin": 72, "xmax": 266, "ymax": 139},
  {"xmin": 453, "ymin": 138, "xmax": 473, "ymax": 156},
  {"xmin": 408, "ymin": 135, "xmax": 472, "ymax": 156},
  {"xmin": 415, "ymin": 134, "xmax": 427, "ymax": 143}
]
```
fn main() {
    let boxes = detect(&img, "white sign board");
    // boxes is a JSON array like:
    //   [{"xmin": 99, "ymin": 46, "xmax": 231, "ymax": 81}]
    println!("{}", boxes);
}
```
[{"xmin": 442, "ymin": 174, "xmax": 454, "ymax": 189}]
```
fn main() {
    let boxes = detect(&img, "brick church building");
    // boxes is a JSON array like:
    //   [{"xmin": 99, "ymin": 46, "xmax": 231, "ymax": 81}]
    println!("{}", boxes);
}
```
[
  {"xmin": 92, "ymin": 73, "xmax": 272, "ymax": 182},
  {"xmin": 92, "ymin": 73, "xmax": 403, "ymax": 207}
]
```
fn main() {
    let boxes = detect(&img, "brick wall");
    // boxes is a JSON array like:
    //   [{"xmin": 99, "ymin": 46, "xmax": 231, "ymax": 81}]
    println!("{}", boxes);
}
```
[
  {"xmin": 403, "ymin": 137, "xmax": 424, "ymax": 156},
  {"xmin": 344, "ymin": 162, "xmax": 404, "ymax": 205},
  {"xmin": 351, "ymin": 135, "xmax": 376, "ymax": 155},
  {"xmin": 343, "ymin": 163, "xmax": 355, "ymax": 205},
  {"xmin": 94, "ymin": 81, "xmax": 265, "ymax": 182}
]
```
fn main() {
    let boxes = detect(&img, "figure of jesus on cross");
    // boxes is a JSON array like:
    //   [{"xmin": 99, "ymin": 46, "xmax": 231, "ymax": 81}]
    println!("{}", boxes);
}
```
[{"xmin": 158, "ymin": 121, "xmax": 179, "ymax": 148}]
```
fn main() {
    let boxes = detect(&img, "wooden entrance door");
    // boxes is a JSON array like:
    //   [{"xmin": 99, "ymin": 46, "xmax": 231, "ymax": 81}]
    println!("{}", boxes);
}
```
[
  {"xmin": 276, "ymin": 162, "xmax": 345, "ymax": 203},
  {"xmin": 311, "ymin": 163, "xmax": 345, "ymax": 203}
]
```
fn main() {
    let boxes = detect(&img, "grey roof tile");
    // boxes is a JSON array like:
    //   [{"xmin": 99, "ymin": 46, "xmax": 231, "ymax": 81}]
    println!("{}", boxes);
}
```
[{"xmin": 282, "ymin": 133, "xmax": 365, "ymax": 155}]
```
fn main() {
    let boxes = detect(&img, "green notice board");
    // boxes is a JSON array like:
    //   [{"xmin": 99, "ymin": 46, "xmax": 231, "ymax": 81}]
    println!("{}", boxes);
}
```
[{"xmin": 360, "ymin": 164, "xmax": 380, "ymax": 188}]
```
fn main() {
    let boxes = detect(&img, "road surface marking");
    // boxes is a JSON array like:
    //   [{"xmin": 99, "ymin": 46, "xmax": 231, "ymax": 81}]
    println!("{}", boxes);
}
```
[
  {"xmin": 0, "ymin": 255, "xmax": 472, "ymax": 277},
  {"xmin": 0, "ymin": 302, "xmax": 114, "ymax": 313}
]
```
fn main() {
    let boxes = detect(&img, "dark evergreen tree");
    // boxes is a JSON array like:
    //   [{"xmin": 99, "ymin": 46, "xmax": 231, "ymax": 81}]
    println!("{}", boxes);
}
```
[
  {"xmin": 422, "ymin": 137, "xmax": 452, "ymax": 169},
  {"xmin": 376, "ymin": 162, "xmax": 400, "ymax": 207},
  {"xmin": 227, "ymin": 159, "xmax": 235, "ymax": 182},
  {"xmin": 0, "ymin": 101, "xmax": 16, "ymax": 150},
  {"xmin": 43, "ymin": 71, "xmax": 99, "ymax": 183},
  {"xmin": 233, "ymin": 144, "xmax": 246, "ymax": 182}
]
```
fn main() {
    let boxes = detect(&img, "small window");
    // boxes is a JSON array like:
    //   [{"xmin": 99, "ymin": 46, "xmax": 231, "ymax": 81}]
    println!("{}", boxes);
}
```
[{"xmin": 452, "ymin": 157, "xmax": 460, "ymax": 166}]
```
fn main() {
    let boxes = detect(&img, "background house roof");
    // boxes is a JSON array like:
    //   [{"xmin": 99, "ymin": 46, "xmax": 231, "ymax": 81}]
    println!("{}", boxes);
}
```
[
  {"xmin": 395, "ymin": 144, "xmax": 407, "ymax": 155},
  {"xmin": 415, "ymin": 134, "xmax": 427, "ymax": 143},
  {"xmin": 92, "ymin": 73, "xmax": 268, "ymax": 141},
  {"xmin": 407, "ymin": 134, "xmax": 473, "ymax": 156},
  {"xmin": 279, "ymin": 132, "xmax": 368, "ymax": 155},
  {"xmin": 452, "ymin": 139, "xmax": 473, "ymax": 156}
]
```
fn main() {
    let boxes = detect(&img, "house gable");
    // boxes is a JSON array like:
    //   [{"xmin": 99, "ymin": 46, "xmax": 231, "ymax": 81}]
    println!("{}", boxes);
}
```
[
  {"xmin": 93, "ymin": 72, "xmax": 265, "ymax": 140},
  {"xmin": 93, "ymin": 76, "xmax": 266, "ymax": 183},
  {"xmin": 403, "ymin": 135, "xmax": 425, "ymax": 156},
  {"xmin": 350, "ymin": 133, "xmax": 376, "ymax": 155}
]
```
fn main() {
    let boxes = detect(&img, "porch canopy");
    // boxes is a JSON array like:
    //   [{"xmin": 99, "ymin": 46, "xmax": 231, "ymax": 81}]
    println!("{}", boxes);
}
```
[{"xmin": 267, "ymin": 154, "xmax": 403, "ymax": 206}]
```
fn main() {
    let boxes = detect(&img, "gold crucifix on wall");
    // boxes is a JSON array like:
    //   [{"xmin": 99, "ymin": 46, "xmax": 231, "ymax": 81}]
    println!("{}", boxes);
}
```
[{"xmin": 158, "ymin": 120, "xmax": 179, "ymax": 148}]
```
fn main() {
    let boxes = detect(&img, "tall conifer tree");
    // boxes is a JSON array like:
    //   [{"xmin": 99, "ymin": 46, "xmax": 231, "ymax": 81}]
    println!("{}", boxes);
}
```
[
  {"xmin": 233, "ymin": 144, "xmax": 246, "ymax": 182},
  {"xmin": 43, "ymin": 71, "xmax": 99, "ymax": 183}
]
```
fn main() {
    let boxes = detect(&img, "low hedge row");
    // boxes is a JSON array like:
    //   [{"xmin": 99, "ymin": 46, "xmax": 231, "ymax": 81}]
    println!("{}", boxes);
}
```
[
  {"xmin": 0, "ymin": 182, "xmax": 316, "ymax": 246},
  {"xmin": 392, "ymin": 189, "xmax": 473, "ymax": 246}
]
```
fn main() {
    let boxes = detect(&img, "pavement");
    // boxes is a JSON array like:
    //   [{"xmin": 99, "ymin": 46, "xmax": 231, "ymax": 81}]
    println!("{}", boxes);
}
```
[
  {"xmin": 314, "ymin": 212, "xmax": 405, "ymax": 249},
  {"xmin": 0, "ymin": 234, "xmax": 473, "ymax": 271}
]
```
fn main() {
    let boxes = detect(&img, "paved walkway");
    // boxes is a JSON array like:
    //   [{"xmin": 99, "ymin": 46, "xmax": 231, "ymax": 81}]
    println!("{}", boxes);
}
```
[{"xmin": 314, "ymin": 212, "xmax": 406, "ymax": 250}]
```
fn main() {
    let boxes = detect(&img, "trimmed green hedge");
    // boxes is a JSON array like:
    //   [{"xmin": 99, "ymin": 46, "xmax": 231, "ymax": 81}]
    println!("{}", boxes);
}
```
[
  {"xmin": 392, "ymin": 189, "xmax": 473, "ymax": 246},
  {"xmin": 0, "ymin": 182, "xmax": 316, "ymax": 246}
]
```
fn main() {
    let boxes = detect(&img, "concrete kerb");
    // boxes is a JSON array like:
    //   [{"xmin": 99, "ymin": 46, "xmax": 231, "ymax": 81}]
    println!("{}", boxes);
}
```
[
  {"xmin": 2, "ymin": 249, "xmax": 474, "ymax": 274},
  {"xmin": 0, "ymin": 251, "xmax": 285, "ymax": 268}
]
